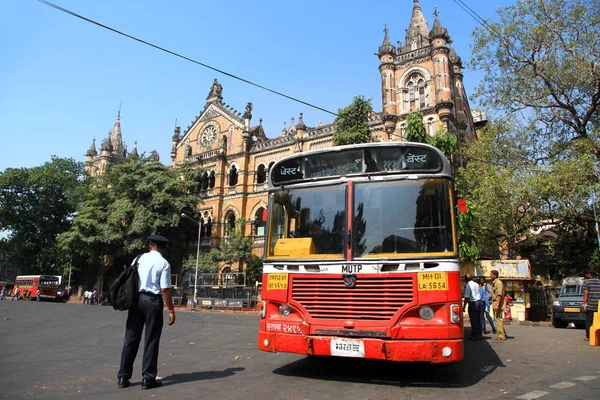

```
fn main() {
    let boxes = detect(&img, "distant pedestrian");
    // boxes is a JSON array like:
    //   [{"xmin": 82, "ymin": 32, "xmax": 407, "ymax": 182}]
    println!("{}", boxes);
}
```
[
  {"xmin": 583, "ymin": 268, "xmax": 600, "ymax": 341},
  {"xmin": 480, "ymin": 277, "xmax": 496, "ymax": 334},
  {"xmin": 36, "ymin": 289, "xmax": 40, "ymax": 302},
  {"xmin": 0, "ymin": 286, "xmax": 5, "ymax": 300},
  {"xmin": 92, "ymin": 288, "xmax": 98, "ymax": 305},
  {"xmin": 491, "ymin": 270, "xmax": 507, "ymax": 341},
  {"xmin": 117, "ymin": 235, "xmax": 176, "ymax": 390},
  {"xmin": 463, "ymin": 274, "xmax": 483, "ymax": 340},
  {"xmin": 12, "ymin": 286, "xmax": 20, "ymax": 301}
]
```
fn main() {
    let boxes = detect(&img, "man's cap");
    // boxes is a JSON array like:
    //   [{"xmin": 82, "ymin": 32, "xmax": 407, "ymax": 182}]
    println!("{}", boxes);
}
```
[{"xmin": 148, "ymin": 234, "xmax": 169, "ymax": 245}]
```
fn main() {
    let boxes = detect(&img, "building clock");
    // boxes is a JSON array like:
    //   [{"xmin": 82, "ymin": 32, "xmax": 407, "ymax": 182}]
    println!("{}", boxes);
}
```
[{"xmin": 200, "ymin": 125, "xmax": 217, "ymax": 147}]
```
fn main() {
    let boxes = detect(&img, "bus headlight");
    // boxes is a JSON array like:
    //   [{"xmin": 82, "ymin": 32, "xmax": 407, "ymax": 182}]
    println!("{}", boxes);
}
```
[
  {"xmin": 278, "ymin": 304, "xmax": 291, "ymax": 317},
  {"xmin": 419, "ymin": 306, "xmax": 434, "ymax": 320}
]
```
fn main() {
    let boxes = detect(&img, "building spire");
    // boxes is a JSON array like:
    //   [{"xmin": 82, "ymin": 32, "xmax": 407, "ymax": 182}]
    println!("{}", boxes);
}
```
[
  {"xmin": 377, "ymin": 24, "xmax": 396, "ymax": 56},
  {"xmin": 429, "ymin": 7, "xmax": 450, "ymax": 41},
  {"xmin": 405, "ymin": 0, "xmax": 430, "ymax": 49}
]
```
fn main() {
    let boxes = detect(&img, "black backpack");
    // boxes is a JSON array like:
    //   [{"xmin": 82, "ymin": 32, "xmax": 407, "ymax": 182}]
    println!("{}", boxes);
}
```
[{"xmin": 109, "ymin": 254, "xmax": 142, "ymax": 311}]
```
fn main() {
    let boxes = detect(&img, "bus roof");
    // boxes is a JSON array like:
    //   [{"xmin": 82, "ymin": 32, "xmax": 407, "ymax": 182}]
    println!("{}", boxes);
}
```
[{"xmin": 268, "ymin": 142, "xmax": 452, "ymax": 187}]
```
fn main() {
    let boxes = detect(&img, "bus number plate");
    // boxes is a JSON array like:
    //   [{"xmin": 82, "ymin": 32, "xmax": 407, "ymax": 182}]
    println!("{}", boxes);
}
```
[
  {"xmin": 564, "ymin": 307, "xmax": 580, "ymax": 312},
  {"xmin": 267, "ymin": 274, "xmax": 288, "ymax": 290},
  {"xmin": 330, "ymin": 338, "xmax": 365, "ymax": 358},
  {"xmin": 418, "ymin": 272, "xmax": 448, "ymax": 291}
]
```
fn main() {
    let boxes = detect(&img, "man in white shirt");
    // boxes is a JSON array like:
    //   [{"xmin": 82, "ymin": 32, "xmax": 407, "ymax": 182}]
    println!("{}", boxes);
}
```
[
  {"xmin": 462, "ymin": 274, "xmax": 484, "ymax": 340},
  {"xmin": 117, "ymin": 235, "xmax": 176, "ymax": 390}
]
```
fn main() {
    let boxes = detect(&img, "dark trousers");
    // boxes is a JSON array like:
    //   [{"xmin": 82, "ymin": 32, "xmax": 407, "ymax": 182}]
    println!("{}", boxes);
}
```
[
  {"xmin": 118, "ymin": 292, "xmax": 164, "ymax": 380},
  {"xmin": 468, "ymin": 301, "xmax": 484, "ymax": 338},
  {"xmin": 585, "ymin": 310, "xmax": 595, "ymax": 339}
]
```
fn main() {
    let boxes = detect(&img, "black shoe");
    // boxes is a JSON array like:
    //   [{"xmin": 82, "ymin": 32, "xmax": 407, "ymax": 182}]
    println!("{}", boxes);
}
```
[
  {"xmin": 141, "ymin": 378, "xmax": 162, "ymax": 390},
  {"xmin": 117, "ymin": 378, "xmax": 130, "ymax": 388}
]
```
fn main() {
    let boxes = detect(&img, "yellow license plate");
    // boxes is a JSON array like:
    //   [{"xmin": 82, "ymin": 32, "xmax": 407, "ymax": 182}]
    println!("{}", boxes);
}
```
[
  {"xmin": 267, "ymin": 274, "xmax": 288, "ymax": 290},
  {"xmin": 417, "ymin": 272, "xmax": 448, "ymax": 291},
  {"xmin": 564, "ymin": 307, "xmax": 580, "ymax": 312}
]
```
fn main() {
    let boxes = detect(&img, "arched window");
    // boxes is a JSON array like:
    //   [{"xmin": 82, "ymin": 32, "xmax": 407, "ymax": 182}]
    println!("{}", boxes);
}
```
[
  {"xmin": 200, "ymin": 171, "xmax": 208, "ymax": 190},
  {"xmin": 418, "ymin": 79, "xmax": 425, "ymax": 109},
  {"xmin": 428, "ymin": 118, "xmax": 435, "ymax": 136},
  {"xmin": 209, "ymin": 171, "xmax": 215, "ymax": 188},
  {"xmin": 408, "ymin": 82, "xmax": 415, "ymax": 102},
  {"xmin": 403, "ymin": 73, "xmax": 429, "ymax": 112},
  {"xmin": 254, "ymin": 207, "xmax": 266, "ymax": 236},
  {"xmin": 256, "ymin": 164, "xmax": 266, "ymax": 184},
  {"xmin": 203, "ymin": 216, "xmax": 212, "ymax": 238},
  {"xmin": 225, "ymin": 212, "xmax": 236, "ymax": 236},
  {"xmin": 228, "ymin": 165, "xmax": 238, "ymax": 186}
]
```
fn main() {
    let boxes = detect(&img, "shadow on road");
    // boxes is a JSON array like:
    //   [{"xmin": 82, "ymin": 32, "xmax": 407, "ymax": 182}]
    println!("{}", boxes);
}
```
[
  {"xmin": 272, "ymin": 328, "xmax": 504, "ymax": 388},
  {"xmin": 163, "ymin": 367, "xmax": 245, "ymax": 385}
]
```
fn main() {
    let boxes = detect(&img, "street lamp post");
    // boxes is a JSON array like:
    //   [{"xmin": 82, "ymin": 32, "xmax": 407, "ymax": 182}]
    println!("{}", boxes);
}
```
[{"xmin": 182, "ymin": 213, "xmax": 201, "ymax": 310}]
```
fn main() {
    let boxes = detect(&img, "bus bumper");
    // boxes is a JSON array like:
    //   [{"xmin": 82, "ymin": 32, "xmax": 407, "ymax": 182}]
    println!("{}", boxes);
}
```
[{"xmin": 258, "ymin": 331, "xmax": 463, "ymax": 364}]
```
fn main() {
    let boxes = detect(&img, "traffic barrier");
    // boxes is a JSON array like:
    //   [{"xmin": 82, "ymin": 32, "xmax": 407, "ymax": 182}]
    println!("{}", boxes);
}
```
[{"xmin": 590, "ymin": 301, "xmax": 600, "ymax": 346}]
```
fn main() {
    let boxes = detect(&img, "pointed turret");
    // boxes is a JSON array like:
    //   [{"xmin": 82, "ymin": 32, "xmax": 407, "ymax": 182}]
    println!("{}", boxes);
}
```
[
  {"xmin": 206, "ymin": 78, "xmax": 223, "ymax": 104},
  {"xmin": 109, "ymin": 111, "xmax": 125, "ymax": 157},
  {"xmin": 86, "ymin": 138, "xmax": 98, "ymax": 158},
  {"xmin": 130, "ymin": 141, "xmax": 139, "ymax": 161},
  {"xmin": 404, "ymin": 0, "xmax": 430, "ymax": 50},
  {"xmin": 429, "ymin": 7, "xmax": 450, "ymax": 42},
  {"xmin": 377, "ymin": 24, "xmax": 396, "ymax": 56}
]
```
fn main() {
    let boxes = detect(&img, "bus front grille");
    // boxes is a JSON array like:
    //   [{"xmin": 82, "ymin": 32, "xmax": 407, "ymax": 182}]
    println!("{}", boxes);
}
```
[{"xmin": 291, "ymin": 276, "xmax": 414, "ymax": 321}]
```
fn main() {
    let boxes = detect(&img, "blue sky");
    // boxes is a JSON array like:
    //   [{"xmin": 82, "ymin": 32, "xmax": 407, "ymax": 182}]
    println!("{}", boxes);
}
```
[{"xmin": 0, "ymin": 0, "xmax": 515, "ymax": 171}]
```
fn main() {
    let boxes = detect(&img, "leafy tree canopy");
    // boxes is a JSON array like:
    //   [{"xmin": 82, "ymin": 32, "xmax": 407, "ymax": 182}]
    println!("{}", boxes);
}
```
[
  {"xmin": 57, "ymin": 157, "xmax": 202, "ymax": 276},
  {"xmin": 470, "ymin": 0, "xmax": 600, "ymax": 158},
  {"xmin": 0, "ymin": 156, "xmax": 84, "ymax": 273},
  {"xmin": 404, "ymin": 111, "xmax": 428, "ymax": 144},
  {"xmin": 332, "ymin": 95, "xmax": 373, "ymax": 146}
]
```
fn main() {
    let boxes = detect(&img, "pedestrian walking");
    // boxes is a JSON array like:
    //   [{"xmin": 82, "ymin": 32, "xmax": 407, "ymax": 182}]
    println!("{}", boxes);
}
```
[
  {"xmin": 491, "ymin": 270, "xmax": 507, "ymax": 341},
  {"xmin": 582, "ymin": 268, "xmax": 600, "ymax": 341},
  {"xmin": 462, "ymin": 274, "xmax": 484, "ymax": 340},
  {"xmin": 0, "ymin": 286, "xmax": 5, "ymax": 300},
  {"xmin": 12, "ymin": 286, "xmax": 20, "ymax": 301},
  {"xmin": 92, "ymin": 288, "xmax": 98, "ymax": 305},
  {"xmin": 117, "ymin": 235, "xmax": 176, "ymax": 390},
  {"xmin": 479, "ymin": 277, "xmax": 496, "ymax": 334}
]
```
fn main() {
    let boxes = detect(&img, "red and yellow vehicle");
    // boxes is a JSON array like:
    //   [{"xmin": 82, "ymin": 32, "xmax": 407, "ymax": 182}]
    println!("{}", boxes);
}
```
[
  {"xmin": 258, "ymin": 142, "xmax": 463, "ymax": 363},
  {"xmin": 14, "ymin": 275, "xmax": 60, "ymax": 300}
]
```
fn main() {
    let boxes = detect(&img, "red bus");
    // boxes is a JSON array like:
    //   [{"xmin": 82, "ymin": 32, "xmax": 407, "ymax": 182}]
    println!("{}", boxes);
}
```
[
  {"xmin": 14, "ymin": 275, "xmax": 60, "ymax": 301},
  {"xmin": 258, "ymin": 142, "xmax": 463, "ymax": 363}
]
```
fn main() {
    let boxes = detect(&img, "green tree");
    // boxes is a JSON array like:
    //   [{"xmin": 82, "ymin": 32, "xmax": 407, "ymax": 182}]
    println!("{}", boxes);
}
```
[
  {"xmin": 57, "ymin": 156, "xmax": 201, "ymax": 289},
  {"xmin": 0, "ymin": 156, "xmax": 84, "ymax": 274},
  {"xmin": 332, "ymin": 95, "xmax": 373, "ymax": 146},
  {"xmin": 404, "ymin": 111, "xmax": 428, "ymax": 144},
  {"xmin": 470, "ymin": 0, "xmax": 600, "ymax": 158},
  {"xmin": 214, "ymin": 218, "xmax": 253, "ymax": 274}
]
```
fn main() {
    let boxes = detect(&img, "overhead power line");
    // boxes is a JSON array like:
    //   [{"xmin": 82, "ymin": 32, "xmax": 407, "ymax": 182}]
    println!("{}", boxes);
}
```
[{"xmin": 37, "ymin": 0, "xmax": 338, "ymax": 117}]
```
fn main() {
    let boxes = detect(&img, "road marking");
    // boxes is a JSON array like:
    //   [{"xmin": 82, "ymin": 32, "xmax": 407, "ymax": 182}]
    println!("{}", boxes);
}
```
[
  {"xmin": 573, "ymin": 375, "xmax": 598, "ymax": 381},
  {"xmin": 549, "ymin": 382, "xmax": 576, "ymax": 389},
  {"xmin": 516, "ymin": 391, "xmax": 549, "ymax": 400}
]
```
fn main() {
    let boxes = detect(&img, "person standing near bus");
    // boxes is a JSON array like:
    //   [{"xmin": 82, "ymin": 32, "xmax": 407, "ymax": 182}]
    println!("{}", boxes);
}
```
[
  {"xmin": 117, "ymin": 235, "xmax": 176, "ymax": 390},
  {"xmin": 462, "ymin": 274, "xmax": 483, "ymax": 340},
  {"xmin": 491, "ymin": 270, "xmax": 507, "ymax": 341},
  {"xmin": 582, "ymin": 268, "xmax": 600, "ymax": 341}
]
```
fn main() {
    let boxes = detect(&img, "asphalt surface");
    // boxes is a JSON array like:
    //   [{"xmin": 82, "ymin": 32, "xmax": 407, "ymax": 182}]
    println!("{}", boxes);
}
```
[{"xmin": 1, "ymin": 300, "xmax": 599, "ymax": 400}]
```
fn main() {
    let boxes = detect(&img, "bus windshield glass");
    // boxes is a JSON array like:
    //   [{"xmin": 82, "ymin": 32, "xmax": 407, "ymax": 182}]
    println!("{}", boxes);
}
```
[
  {"xmin": 269, "ymin": 184, "xmax": 346, "ymax": 258},
  {"xmin": 40, "ymin": 276, "xmax": 59, "ymax": 287},
  {"xmin": 353, "ymin": 178, "xmax": 454, "ymax": 258}
]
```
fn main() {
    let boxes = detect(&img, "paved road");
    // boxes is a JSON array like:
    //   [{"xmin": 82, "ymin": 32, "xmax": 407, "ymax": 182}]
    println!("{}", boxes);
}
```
[{"xmin": 1, "ymin": 300, "xmax": 599, "ymax": 400}]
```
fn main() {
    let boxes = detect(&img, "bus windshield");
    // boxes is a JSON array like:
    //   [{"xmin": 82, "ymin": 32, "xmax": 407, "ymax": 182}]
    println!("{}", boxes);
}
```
[
  {"xmin": 40, "ymin": 276, "xmax": 59, "ymax": 287},
  {"xmin": 269, "ymin": 184, "xmax": 346, "ymax": 258},
  {"xmin": 353, "ymin": 178, "xmax": 455, "ymax": 258}
]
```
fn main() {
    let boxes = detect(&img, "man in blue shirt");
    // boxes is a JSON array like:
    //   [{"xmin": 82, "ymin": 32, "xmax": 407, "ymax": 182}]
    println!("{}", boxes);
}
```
[{"xmin": 117, "ymin": 235, "xmax": 176, "ymax": 390}]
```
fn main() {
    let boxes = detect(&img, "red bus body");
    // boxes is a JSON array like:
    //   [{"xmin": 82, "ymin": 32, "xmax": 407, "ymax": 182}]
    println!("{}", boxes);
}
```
[
  {"xmin": 14, "ymin": 275, "xmax": 60, "ymax": 300},
  {"xmin": 258, "ymin": 143, "xmax": 464, "ymax": 364}
]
